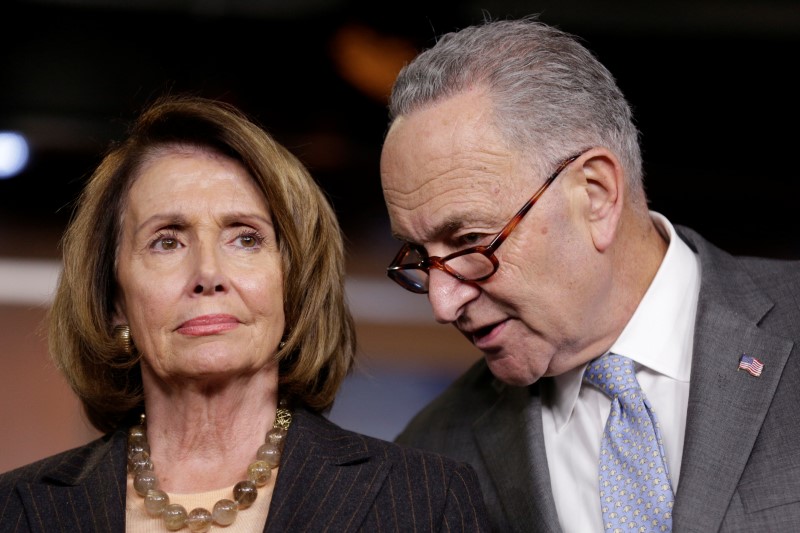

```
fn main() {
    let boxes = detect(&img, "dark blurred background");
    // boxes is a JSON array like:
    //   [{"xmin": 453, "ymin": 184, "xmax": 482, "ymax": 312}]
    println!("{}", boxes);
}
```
[
  {"xmin": 3, "ymin": 0, "xmax": 800, "ymax": 260},
  {"xmin": 1, "ymin": 0, "xmax": 799, "ymax": 472}
]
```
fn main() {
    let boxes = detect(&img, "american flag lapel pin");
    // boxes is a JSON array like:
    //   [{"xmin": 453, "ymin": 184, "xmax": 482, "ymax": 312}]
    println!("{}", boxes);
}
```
[{"xmin": 738, "ymin": 354, "xmax": 764, "ymax": 377}]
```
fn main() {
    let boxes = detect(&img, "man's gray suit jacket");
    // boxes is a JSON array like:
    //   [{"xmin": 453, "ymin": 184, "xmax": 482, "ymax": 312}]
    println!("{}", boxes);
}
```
[
  {"xmin": 0, "ymin": 407, "xmax": 490, "ymax": 532},
  {"xmin": 396, "ymin": 226, "xmax": 800, "ymax": 533}
]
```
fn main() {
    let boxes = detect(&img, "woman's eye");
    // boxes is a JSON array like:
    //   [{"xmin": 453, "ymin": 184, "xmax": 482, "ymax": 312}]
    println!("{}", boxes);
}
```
[
  {"xmin": 160, "ymin": 238, "xmax": 178, "ymax": 250},
  {"xmin": 235, "ymin": 231, "xmax": 264, "ymax": 249},
  {"xmin": 150, "ymin": 234, "xmax": 181, "ymax": 251}
]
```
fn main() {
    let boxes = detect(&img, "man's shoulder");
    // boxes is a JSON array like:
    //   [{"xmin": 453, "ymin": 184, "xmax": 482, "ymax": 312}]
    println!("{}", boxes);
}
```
[
  {"xmin": 677, "ymin": 225, "xmax": 800, "ymax": 300},
  {"xmin": 677, "ymin": 225, "xmax": 800, "ymax": 275},
  {"xmin": 677, "ymin": 225, "xmax": 800, "ymax": 344}
]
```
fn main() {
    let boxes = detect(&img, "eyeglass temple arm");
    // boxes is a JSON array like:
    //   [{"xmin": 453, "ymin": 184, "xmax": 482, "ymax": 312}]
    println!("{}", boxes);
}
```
[{"xmin": 484, "ymin": 152, "xmax": 581, "ymax": 251}]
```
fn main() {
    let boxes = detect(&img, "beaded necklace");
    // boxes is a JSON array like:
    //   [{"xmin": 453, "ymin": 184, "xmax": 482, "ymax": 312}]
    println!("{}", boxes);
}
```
[{"xmin": 127, "ymin": 400, "xmax": 292, "ymax": 531}]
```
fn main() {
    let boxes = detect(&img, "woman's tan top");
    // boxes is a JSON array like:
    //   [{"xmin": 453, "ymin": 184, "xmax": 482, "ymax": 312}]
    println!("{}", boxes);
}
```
[{"xmin": 125, "ymin": 472, "xmax": 277, "ymax": 532}]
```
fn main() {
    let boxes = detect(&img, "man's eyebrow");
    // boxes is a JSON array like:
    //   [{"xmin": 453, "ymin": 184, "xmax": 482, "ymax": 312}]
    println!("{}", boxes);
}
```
[
  {"xmin": 430, "ymin": 218, "xmax": 465, "ymax": 240},
  {"xmin": 391, "ymin": 218, "xmax": 467, "ymax": 245}
]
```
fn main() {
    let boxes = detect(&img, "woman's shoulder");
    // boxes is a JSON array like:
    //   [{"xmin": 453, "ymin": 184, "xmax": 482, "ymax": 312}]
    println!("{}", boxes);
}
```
[
  {"xmin": 283, "ymin": 407, "xmax": 490, "ymax": 531},
  {"xmin": 0, "ymin": 432, "xmax": 119, "ymax": 488},
  {"xmin": 292, "ymin": 407, "xmax": 475, "ymax": 474}
]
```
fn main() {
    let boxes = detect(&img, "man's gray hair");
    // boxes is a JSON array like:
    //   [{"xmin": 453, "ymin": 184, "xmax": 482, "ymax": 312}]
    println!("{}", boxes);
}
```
[{"xmin": 389, "ymin": 16, "xmax": 644, "ymax": 191}]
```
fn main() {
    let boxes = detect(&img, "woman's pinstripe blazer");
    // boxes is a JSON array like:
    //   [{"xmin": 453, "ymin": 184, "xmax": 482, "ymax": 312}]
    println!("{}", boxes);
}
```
[{"xmin": 0, "ymin": 407, "xmax": 490, "ymax": 532}]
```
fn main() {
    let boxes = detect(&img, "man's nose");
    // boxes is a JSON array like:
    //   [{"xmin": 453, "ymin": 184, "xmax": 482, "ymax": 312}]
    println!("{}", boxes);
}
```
[{"xmin": 427, "ymin": 269, "xmax": 480, "ymax": 323}]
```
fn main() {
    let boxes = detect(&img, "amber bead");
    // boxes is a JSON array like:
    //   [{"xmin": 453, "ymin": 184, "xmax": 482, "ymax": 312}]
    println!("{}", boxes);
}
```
[
  {"xmin": 133, "ymin": 469, "xmax": 158, "ymax": 497},
  {"xmin": 127, "ymin": 440, "xmax": 151, "ymax": 470},
  {"xmin": 128, "ymin": 424, "xmax": 146, "ymax": 442},
  {"xmin": 212, "ymin": 499, "xmax": 237, "ymax": 526},
  {"xmin": 144, "ymin": 489, "xmax": 169, "ymax": 516},
  {"xmin": 129, "ymin": 451, "xmax": 153, "ymax": 473},
  {"xmin": 233, "ymin": 480, "xmax": 258, "ymax": 509},
  {"xmin": 186, "ymin": 507, "xmax": 213, "ymax": 532},
  {"xmin": 163, "ymin": 503, "xmax": 188, "ymax": 531},
  {"xmin": 265, "ymin": 427, "xmax": 287, "ymax": 448},
  {"xmin": 248, "ymin": 460, "xmax": 271, "ymax": 487},
  {"xmin": 257, "ymin": 442, "xmax": 281, "ymax": 468}
]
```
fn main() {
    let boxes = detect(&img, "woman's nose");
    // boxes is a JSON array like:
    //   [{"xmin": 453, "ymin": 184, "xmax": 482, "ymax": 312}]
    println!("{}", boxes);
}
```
[
  {"xmin": 191, "ymin": 243, "xmax": 228, "ymax": 296},
  {"xmin": 193, "ymin": 282, "xmax": 224, "ymax": 295}
]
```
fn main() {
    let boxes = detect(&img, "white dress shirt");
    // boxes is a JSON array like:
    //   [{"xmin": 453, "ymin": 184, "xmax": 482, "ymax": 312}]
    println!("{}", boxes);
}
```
[{"xmin": 542, "ymin": 212, "xmax": 701, "ymax": 533}]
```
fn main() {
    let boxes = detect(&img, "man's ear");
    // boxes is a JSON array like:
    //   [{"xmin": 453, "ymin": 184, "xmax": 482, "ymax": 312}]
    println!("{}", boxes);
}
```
[{"xmin": 577, "ymin": 148, "xmax": 625, "ymax": 252}]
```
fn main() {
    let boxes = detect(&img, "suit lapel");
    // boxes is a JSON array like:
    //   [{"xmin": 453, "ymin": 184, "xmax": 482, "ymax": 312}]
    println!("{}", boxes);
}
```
[
  {"xmin": 673, "ymin": 228, "xmax": 794, "ymax": 532},
  {"xmin": 473, "ymin": 383, "xmax": 562, "ymax": 533},
  {"xmin": 265, "ymin": 408, "xmax": 390, "ymax": 532},
  {"xmin": 16, "ymin": 432, "xmax": 127, "ymax": 532},
  {"xmin": 16, "ymin": 413, "xmax": 391, "ymax": 533}
]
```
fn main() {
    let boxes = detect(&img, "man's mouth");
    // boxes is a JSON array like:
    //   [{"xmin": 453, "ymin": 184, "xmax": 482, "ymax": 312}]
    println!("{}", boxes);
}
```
[{"xmin": 469, "ymin": 320, "xmax": 507, "ymax": 348}]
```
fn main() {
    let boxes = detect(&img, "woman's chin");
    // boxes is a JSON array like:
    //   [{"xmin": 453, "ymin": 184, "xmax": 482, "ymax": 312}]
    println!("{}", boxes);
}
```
[{"xmin": 145, "ymin": 353, "xmax": 277, "ymax": 388}]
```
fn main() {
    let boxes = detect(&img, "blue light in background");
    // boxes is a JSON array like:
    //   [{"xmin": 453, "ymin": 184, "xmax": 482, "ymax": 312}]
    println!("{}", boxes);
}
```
[{"xmin": 0, "ymin": 132, "xmax": 30, "ymax": 179}]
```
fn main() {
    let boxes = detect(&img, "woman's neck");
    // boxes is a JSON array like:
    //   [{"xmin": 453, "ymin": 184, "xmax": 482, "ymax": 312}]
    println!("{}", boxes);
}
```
[{"xmin": 139, "ymin": 364, "xmax": 280, "ymax": 492}]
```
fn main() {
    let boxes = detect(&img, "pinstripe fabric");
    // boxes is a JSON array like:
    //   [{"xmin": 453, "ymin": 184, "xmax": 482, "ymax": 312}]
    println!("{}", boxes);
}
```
[
  {"xmin": 0, "ymin": 432, "xmax": 126, "ymax": 532},
  {"xmin": 268, "ymin": 408, "xmax": 488, "ymax": 532},
  {"xmin": 0, "ymin": 408, "xmax": 489, "ymax": 532}
]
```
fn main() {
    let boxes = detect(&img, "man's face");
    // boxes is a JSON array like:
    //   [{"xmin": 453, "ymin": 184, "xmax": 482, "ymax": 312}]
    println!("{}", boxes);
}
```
[{"xmin": 381, "ymin": 88, "xmax": 612, "ymax": 386}]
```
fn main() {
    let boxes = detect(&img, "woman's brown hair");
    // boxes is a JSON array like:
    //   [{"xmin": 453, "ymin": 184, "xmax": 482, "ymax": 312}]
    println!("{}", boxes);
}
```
[{"xmin": 49, "ymin": 95, "xmax": 356, "ymax": 433}]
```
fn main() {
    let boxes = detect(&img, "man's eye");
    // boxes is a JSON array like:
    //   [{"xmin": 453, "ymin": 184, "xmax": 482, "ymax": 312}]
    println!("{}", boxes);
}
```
[{"xmin": 460, "ymin": 233, "xmax": 484, "ymax": 246}]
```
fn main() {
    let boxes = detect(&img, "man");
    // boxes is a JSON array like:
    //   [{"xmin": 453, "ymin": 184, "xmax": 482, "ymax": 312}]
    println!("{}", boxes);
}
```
[{"xmin": 380, "ymin": 16, "xmax": 800, "ymax": 533}]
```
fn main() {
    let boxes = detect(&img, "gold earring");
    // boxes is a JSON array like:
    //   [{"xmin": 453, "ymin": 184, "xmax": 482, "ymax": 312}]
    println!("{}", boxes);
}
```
[{"xmin": 114, "ymin": 325, "xmax": 132, "ymax": 355}]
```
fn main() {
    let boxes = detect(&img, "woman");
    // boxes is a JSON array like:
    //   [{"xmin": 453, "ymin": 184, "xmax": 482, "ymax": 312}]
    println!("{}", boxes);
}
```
[{"xmin": 0, "ymin": 96, "xmax": 489, "ymax": 532}]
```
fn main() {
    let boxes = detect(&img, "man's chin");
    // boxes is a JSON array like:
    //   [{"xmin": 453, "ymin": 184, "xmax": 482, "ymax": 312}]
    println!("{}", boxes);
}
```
[{"xmin": 484, "ymin": 352, "xmax": 542, "ymax": 387}]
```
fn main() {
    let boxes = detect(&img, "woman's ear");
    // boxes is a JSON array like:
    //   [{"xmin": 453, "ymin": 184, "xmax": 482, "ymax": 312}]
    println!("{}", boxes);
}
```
[
  {"xmin": 111, "ymin": 294, "xmax": 128, "ymax": 327},
  {"xmin": 577, "ymin": 148, "xmax": 625, "ymax": 252}
]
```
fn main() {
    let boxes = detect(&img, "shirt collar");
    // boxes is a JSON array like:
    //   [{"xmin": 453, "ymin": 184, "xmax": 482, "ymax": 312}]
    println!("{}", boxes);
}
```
[{"xmin": 549, "ymin": 212, "xmax": 700, "ymax": 430}]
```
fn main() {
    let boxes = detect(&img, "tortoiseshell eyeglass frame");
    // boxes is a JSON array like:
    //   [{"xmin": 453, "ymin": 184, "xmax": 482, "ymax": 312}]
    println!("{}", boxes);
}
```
[{"xmin": 387, "ymin": 149, "xmax": 588, "ymax": 294}]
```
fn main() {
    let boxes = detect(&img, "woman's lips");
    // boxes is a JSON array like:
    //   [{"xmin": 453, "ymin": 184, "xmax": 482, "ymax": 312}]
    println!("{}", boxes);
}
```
[{"xmin": 177, "ymin": 314, "xmax": 239, "ymax": 336}]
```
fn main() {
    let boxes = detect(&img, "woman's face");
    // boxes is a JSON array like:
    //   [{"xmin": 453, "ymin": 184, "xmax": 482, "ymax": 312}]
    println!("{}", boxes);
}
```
[{"xmin": 114, "ymin": 146, "xmax": 285, "ymax": 383}]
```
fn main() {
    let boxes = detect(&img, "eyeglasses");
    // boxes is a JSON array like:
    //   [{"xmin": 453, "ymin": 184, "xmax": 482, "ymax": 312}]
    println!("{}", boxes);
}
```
[{"xmin": 387, "ymin": 150, "xmax": 586, "ymax": 294}]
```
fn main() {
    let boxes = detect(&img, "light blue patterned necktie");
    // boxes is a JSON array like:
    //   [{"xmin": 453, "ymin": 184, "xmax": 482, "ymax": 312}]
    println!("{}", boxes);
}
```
[{"xmin": 584, "ymin": 353, "xmax": 675, "ymax": 533}]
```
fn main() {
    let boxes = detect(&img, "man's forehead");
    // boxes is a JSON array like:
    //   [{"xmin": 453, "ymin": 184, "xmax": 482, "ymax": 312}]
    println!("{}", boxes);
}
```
[
  {"xmin": 380, "ymin": 117, "xmax": 519, "ymax": 201},
  {"xmin": 385, "ymin": 172, "xmax": 512, "ymax": 243},
  {"xmin": 381, "ymin": 89, "xmax": 532, "ymax": 243}
]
